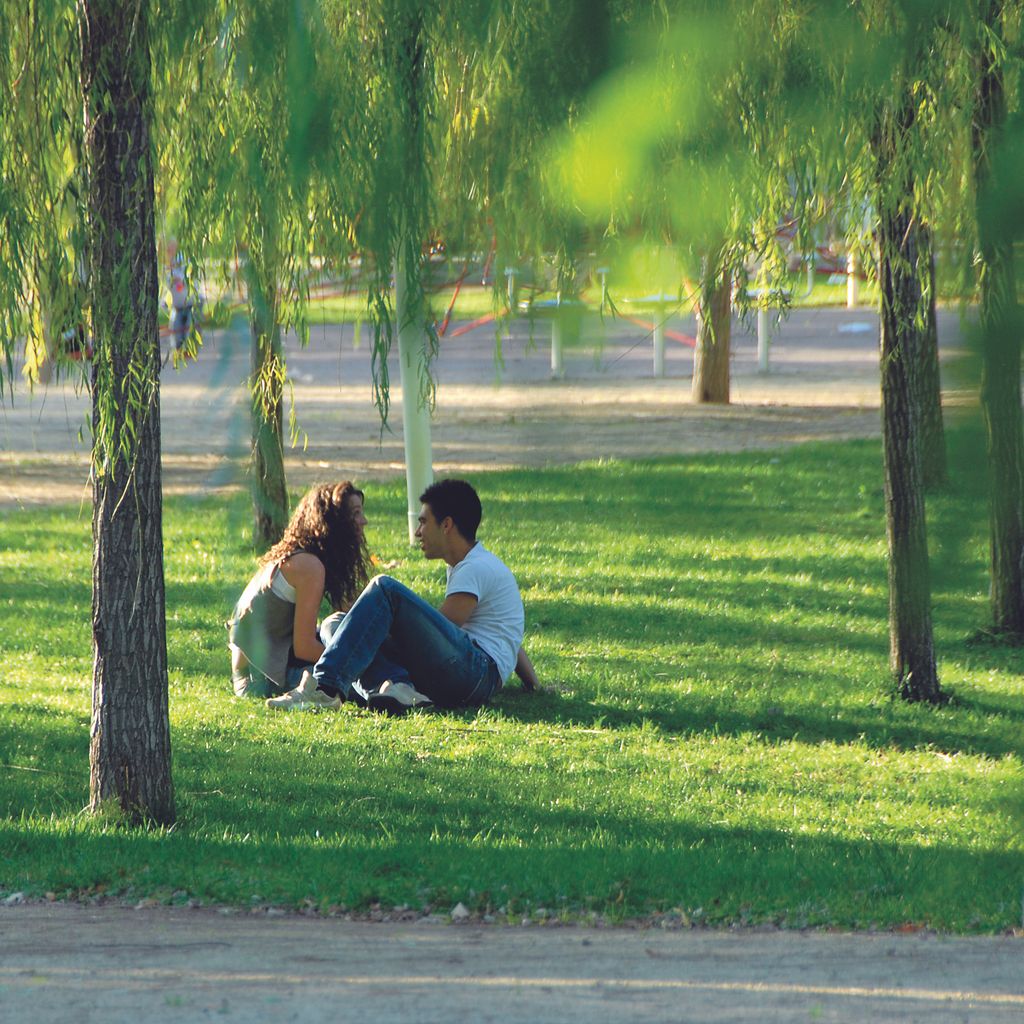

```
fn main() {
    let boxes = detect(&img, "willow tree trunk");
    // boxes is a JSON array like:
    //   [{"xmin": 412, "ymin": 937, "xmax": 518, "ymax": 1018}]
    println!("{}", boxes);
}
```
[
  {"xmin": 82, "ymin": 0, "xmax": 174, "ymax": 823},
  {"xmin": 396, "ymin": 237, "xmax": 434, "ymax": 543},
  {"xmin": 917, "ymin": 225, "xmax": 947, "ymax": 491},
  {"xmin": 391, "ymin": 5, "xmax": 434, "ymax": 541},
  {"xmin": 874, "ymin": 108, "xmax": 943, "ymax": 704},
  {"xmin": 973, "ymin": 5, "xmax": 1024, "ymax": 635},
  {"xmin": 247, "ymin": 259, "xmax": 289, "ymax": 549},
  {"xmin": 691, "ymin": 259, "xmax": 731, "ymax": 404}
]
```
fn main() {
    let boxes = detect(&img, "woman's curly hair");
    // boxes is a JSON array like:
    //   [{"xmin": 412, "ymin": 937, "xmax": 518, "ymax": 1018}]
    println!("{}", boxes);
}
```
[{"xmin": 260, "ymin": 482, "xmax": 370, "ymax": 611}]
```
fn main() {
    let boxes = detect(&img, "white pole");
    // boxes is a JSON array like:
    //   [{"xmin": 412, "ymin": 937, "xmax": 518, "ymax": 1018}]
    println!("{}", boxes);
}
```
[
  {"xmin": 653, "ymin": 299, "xmax": 666, "ymax": 377},
  {"xmin": 550, "ymin": 292, "xmax": 565, "ymax": 377},
  {"xmin": 847, "ymin": 251, "xmax": 859, "ymax": 308},
  {"xmin": 395, "ymin": 245, "xmax": 434, "ymax": 544},
  {"xmin": 757, "ymin": 307, "xmax": 769, "ymax": 373},
  {"xmin": 505, "ymin": 266, "xmax": 516, "ymax": 307},
  {"xmin": 551, "ymin": 317, "xmax": 564, "ymax": 377}
]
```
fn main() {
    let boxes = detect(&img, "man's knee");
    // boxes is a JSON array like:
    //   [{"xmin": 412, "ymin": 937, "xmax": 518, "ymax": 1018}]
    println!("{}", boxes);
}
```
[
  {"xmin": 360, "ymin": 575, "xmax": 421, "ymax": 618},
  {"xmin": 357, "ymin": 574, "xmax": 404, "ymax": 614},
  {"xmin": 367, "ymin": 574, "xmax": 402, "ymax": 598},
  {"xmin": 319, "ymin": 611, "xmax": 345, "ymax": 645},
  {"xmin": 366, "ymin": 577, "xmax": 409, "ymax": 598}
]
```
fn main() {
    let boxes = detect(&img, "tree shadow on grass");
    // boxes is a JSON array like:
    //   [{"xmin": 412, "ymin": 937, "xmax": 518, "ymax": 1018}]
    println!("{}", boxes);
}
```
[
  {"xmin": 487, "ymin": 663, "xmax": 1024, "ymax": 761},
  {"xmin": 945, "ymin": 687, "xmax": 1024, "ymax": 722},
  {"xmin": 0, "ymin": 706, "xmax": 88, "ymax": 818},
  {"xmin": 4, "ymin": 646, "xmax": 1021, "ymax": 930},
  {"xmin": 2, "ymin": 728, "xmax": 1021, "ymax": 931},
  {"xmin": 525, "ymin": 593, "xmax": 889, "ymax": 658}
]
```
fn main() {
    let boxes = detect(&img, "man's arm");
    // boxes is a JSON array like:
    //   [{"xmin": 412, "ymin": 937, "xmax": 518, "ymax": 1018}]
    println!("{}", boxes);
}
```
[
  {"xmin": 441, "ymin": 590, "xmax": 538, "ymax": 691},
  {"xmin": 514, "ymin": 647, "xmax": 539, "ymax": 692},
  {"xmin": 439, "ymin": 591, "xmax": 477, "ymax": 626}
]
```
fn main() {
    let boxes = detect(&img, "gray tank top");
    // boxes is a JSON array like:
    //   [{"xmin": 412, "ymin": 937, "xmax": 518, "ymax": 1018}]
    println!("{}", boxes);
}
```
[{"xmin": 228, "ymin": 562, "xmax": 296, "ymax": 686}]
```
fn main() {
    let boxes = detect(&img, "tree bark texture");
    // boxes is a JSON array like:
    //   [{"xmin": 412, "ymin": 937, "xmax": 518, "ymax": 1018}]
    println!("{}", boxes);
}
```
[
  {"xmin": 874, "ymin": 108, "xmax": 942, "ymax": 703},
  {"xmin": 972, "ymin": 5, "xmax": 1024, "ymax": 635},
  {"xmin": 691, "ymin": 259, "xmax": 731, "ymax": 404},
  {"xmin": 247, "ymin": 258, "xmax": 289, "ymax": 549},
  {"xmin": 916, "ymin": 225, "xmax": 947, "ymax": 490},
  {"xmin": 81, "ymin": 0, "xmax": 174, "ymax": 823}
]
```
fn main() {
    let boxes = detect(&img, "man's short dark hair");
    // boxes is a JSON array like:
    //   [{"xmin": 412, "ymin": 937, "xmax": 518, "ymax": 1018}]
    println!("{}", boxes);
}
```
[{"xmin": 420, "ymin": 479, "xmax": 482, "ymax": 541}]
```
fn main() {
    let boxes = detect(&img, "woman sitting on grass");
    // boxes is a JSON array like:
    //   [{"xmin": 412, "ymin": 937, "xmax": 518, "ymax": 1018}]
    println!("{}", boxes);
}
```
[{"xmin": 228, "ymin": 481, "xmax": 370, "ymax": 698}]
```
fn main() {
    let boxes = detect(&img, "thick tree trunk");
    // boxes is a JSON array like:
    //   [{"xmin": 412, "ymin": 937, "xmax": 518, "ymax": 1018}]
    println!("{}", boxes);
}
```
[
  {"xmin": 81, "ymin": 0, "xmax": 174, "ymax": 823},
  {"xmin": 691, "ymin": 259, "xmax": 731, "ymax": 404},
  {"xmin": 917, "ymin": 225, "xmax": 947, "ymax": 490},
  {"xmin": 973, "ymin": 7, "xmax": 1024, "ymax": 636},
  {"xmin": 247, "ymin": 261, "xmax": 289, "ymax": 549},
  {"xmin": 978, "ymin": 249, "xmax": 1024, "ymax": 634},
  {"xmin": 874, "ymin": 109, "xmax": 943, "ymax": 704}
]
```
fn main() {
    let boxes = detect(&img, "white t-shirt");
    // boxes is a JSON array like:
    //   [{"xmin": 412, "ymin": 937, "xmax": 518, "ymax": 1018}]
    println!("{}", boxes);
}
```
[{"xmin": 446, "ymin": 543, "xmax": 524, "ymax": 682}]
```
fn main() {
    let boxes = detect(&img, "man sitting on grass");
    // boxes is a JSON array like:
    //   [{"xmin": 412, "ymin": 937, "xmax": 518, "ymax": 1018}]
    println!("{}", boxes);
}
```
[{"xmin": 267, "ymin": 478, "xmax": 537, "ymax": 715}]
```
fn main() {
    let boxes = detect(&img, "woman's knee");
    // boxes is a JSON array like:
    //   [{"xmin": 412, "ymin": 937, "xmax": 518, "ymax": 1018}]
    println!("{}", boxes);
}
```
[{"xmin": 233, "ymin": 671, "xmax": 278, "ymax": 699}]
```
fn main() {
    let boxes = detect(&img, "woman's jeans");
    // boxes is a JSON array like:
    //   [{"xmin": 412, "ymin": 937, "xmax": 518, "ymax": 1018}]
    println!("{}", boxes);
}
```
[{"xmin": 313, "ymin": 575, "xmax": 501, "ymax": 707}]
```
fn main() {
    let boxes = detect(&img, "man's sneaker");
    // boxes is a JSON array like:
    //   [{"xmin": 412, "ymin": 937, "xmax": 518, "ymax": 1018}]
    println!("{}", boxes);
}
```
[
  {"xmin": 266, "ymin": 672, "xmax": 342, "ymax": 711},
  {"xmin": 347, "ymin": 680, "xmax": 373, "ymax": 709},
  {"xmin": 367, "ymin": 680, "xmax": 434, "ymax": 717}
]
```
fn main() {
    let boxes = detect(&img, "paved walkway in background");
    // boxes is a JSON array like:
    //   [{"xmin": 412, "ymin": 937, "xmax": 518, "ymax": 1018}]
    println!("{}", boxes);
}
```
[
  {"xmin": 1, "ymin": 904, "xmax": 1021, "ymax": 1023},
  {"xmin": 0, "ymin": 306, "xmax": 975, "ymax": 507}
]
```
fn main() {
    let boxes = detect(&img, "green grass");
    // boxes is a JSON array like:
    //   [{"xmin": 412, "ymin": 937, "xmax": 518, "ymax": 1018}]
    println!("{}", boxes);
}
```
[
  {"xmin": 777, "ymin": 270, "xmax": 880, "ymax": 308},
  {"xmin": 311, "ymin": 285, "xmax": 503, "ymax": 325},
  {"xmin": 301, "ymin": 275, "xmax": 882, "ymax": 326},
  {"xmin": 1, "ymin": 437, "xmax": 1022, "ymax": 931}
]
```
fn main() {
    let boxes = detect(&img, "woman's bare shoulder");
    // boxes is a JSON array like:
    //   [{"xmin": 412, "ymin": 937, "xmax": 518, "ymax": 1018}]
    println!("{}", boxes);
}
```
[{"xmin": 278, "ymin": 551, "xmax": 326, "ymax": 585}]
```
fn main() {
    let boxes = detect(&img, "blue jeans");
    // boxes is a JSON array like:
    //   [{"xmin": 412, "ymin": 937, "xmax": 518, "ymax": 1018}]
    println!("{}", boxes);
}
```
[
  {"xmin": 318, "ymin": 613, "xmax": 378, "ymax": 705},
  {"xmin": 313, "ymin": 575, "xmax": 502, "ymax": 707}
]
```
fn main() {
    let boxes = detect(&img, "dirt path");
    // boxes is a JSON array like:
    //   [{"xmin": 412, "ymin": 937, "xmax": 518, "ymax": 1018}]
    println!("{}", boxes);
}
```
[
  {"xmin": 1, "ymin": 903, "xmax": 1021, "ymax": 1023},
  {"xmin": 0, "ymin": 306, "xmax": 921, "ymax": 508},
  {"xmin": 0, "ymin": 380, "xmax": 884, "ymax": 508}
]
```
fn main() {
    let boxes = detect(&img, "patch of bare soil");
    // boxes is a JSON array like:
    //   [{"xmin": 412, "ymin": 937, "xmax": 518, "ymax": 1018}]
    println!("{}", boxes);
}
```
[
  {"xmin": 1, "ymin": 903, "xmax": 1021, "ymax": 1024},
  {"xmin": 0, "ymin": 377, "xmax": 884, "ymax": 509}
]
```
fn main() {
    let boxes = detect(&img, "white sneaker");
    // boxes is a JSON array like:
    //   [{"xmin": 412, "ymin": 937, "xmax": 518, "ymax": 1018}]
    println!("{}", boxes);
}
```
[
  {"xmin": 266, "ymin": 672, "xmax": 342, "ymax": 711},
  {"xmin": 367, "ymin": 680, "xmax": 434, "ymax": 716}
]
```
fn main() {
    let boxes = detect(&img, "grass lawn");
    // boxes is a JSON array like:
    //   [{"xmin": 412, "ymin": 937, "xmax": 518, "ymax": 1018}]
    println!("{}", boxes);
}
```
[
  {"xmin": 1, "ymin": 437, "xmax": 1021, "ymax": 932},
  {"xmin": 297, "ymin": 274, "xmax": 881, "ymax": 327}
]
